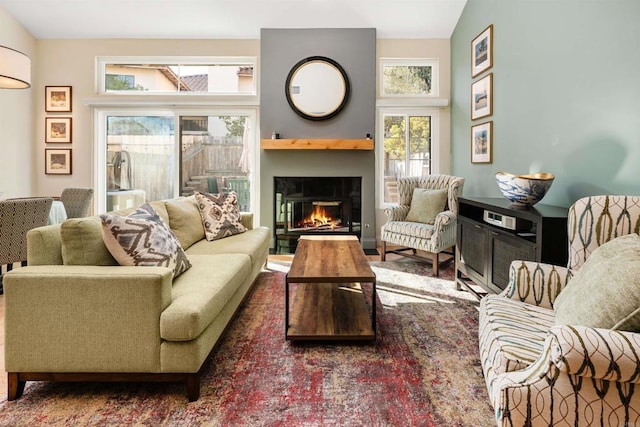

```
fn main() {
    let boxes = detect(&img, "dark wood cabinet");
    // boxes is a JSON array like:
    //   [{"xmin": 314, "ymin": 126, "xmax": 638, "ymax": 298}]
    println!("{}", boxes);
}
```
[{"xmin": 456, "ymin": 197, "xmax": 568, "ymax": 297}]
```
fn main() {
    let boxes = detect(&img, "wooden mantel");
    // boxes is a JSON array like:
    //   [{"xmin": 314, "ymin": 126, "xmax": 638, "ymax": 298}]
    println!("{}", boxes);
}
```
[{"xmin": 261, "ymin": 138, "xmax": 374, "ymax": 150}]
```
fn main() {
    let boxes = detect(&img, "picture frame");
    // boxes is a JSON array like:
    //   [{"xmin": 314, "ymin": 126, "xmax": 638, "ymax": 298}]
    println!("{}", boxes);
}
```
[
  {"xmin": 471, "ymin": 24, "xmax": 493, "ymax": 77},
  {"xmin": 471, "ymin": 121, "xmax": 493, "ymax": 164},
  {"xmin": 45, "ymin": 149, "xmax": 72, "ymax": 175},
  {"xmin": 471, "ymin": 73, "xmax": 493, "ymax": 120},
  {"xmin": 45, "ymin": 117, "xmax": 72, "ymax": 143},
  {"xmin": 45, "ymin": 86, "xmax": 72, "ymax": 112}
]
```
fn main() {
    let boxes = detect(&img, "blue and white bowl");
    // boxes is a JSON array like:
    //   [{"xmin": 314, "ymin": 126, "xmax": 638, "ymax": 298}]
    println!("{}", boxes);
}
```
[{"xmin": 495, "ymin": 172, "xmax": 555, "ymax": 207}]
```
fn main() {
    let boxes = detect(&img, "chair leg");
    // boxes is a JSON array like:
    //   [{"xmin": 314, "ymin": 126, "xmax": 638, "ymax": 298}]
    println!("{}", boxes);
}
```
[
  {"xmin": 381, "ymin": 241, "xmax": 386, "ymax": 261},
  {"xmin": 432, "ymin": 252, "xmax": 439, "ymax": 277},
  {"xmin": 7, "ymin": 373, "xmax": 26, "ymax": 400}
]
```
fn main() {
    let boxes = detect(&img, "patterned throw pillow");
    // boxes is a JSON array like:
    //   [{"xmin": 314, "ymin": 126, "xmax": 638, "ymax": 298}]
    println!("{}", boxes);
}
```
[
  {"xmin": 195, "ymin": 191, "xmax": 247, "ymax": 241},
  {"xmin": 100, "ymin": 203, "xmax": 192, "ymax": 278}
]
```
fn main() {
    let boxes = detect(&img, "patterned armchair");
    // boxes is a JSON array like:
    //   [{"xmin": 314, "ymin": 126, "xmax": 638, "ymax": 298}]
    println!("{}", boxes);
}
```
[
  {"xmin": 60, "ymin": 187, "xmax": 93, "ymax": 218},
  {"xmin": 380, "ymin": 175, "xmax": 465, "ymax": 276},
  {"xmin": 479, "ymin": 195, "xmax": 640, "ymax": 426},
  {"xmin": 0, "ymin": 197, "xmax": 53, "ymax": 293}
]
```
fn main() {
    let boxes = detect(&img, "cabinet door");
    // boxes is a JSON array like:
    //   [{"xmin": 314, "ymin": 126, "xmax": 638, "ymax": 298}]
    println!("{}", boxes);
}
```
[
  {"xmin": 489, "ymin": 231, "xmax": 536, "ymax": 290},
  {"xmin": 458, "ymin": 217, "xmax": 488, "ymax": 282}
]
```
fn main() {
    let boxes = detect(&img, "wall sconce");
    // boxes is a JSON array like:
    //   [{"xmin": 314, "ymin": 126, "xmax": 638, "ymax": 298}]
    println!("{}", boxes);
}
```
[{"xmin": 0, "ymin": 45, "xmax": 31, "ymax": 89}]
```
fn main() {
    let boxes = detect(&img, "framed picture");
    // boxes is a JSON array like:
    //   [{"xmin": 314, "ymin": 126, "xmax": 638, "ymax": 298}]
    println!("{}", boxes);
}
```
[
  {"xmin": 45, "ymin": 149, "xmax": 72, "ymax": 175},
  {"xmin": 471, "ymin": 121, "xmax": 493, "ymax": 164},
  {"xmin": 45, "ymin": 86, "xmax": 72, "ymax": 112},
  {"xmin": 45, "ymin": 117, "xmax": 72, "ymax": 143},
  {"xmin": 472, "ymin": 24, "xmax": 493, "ymax": 77},
  {"xmin": 471, "ymin": 73, "xmax": 493, "ymax": 120}
]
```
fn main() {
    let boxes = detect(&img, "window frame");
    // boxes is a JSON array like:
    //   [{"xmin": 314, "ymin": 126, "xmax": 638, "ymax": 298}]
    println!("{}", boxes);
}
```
[
  {"xmin": 379, "ymin": 58, "xmax": 439, "ymax": 98},
  {"xmin": 376, "ymin": 107, "xmax": 440, "ymax": 209},
  {"xmin": 96, "ymin": 56, "xmax": 258, "ymax": 96}
]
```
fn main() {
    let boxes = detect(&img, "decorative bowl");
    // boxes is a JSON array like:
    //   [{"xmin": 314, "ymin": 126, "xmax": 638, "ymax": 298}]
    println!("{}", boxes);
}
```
[{"xmin": 495, "ymin": 172, "xmax": 555, "ymax": 207}]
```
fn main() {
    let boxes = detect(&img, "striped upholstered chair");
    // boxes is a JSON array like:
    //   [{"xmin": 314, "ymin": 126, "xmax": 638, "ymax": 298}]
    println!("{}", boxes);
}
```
[
  {"xmin": 479, "ymin": 195, "xmax": 640, "ymax": 426},
  {"xmin": 380, "ymin": 174, "xmax": 465, "ymax": 276}
]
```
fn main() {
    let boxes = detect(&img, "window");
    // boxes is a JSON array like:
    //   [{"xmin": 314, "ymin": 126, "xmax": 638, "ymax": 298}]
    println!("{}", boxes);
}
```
[
  {"xmin": 97, "ymin": 57, "xmax": 257, "ymax": 95},
  {"xmin": 378, "ymin": 109, "xmax": 437, "ymax": 206},
  {"xmin": 380, "ymin": 59, "xmax": 438, "ymax": 97}
]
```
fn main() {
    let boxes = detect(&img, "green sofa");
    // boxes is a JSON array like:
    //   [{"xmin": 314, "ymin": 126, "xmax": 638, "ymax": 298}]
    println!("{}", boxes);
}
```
[{"xmin": 4, "ymin": 195, "xmax": 270, "ymax": 401}]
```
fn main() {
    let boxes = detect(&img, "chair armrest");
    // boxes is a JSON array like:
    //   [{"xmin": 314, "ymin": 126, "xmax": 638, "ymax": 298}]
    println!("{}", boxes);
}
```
[
  {"xmin": 549, "ymin": 324, "xmax": 640, "ymax": 383},
  {"xmin": 4, "ymin": 265, "xmax": 173, "ymax": 372},
  {"xmin": 384, "ymin": 205, "xmax": 409, "ymax": 222},
  {"xmin": 433, "ymin": 210, "xmax": 456, "ymax": 228},
  {"xmin": 501, "ymin": 260, "xmax": 571, "ymax": 309}
]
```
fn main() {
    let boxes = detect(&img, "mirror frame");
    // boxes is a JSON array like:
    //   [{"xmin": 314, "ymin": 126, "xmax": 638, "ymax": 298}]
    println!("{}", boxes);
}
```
[{"xmin": 285, "ymin": 56, "xmax": 350, "ymax": 121}]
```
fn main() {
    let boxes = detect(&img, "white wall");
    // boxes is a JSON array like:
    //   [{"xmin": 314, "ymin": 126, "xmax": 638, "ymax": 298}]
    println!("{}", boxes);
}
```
[{"xmin": 0, "ymin": 6, "xmax": 36, "ymax": 198}]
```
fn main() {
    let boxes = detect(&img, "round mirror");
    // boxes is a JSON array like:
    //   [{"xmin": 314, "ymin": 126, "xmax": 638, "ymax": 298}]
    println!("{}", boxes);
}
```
[{"xmin": 285, "ymin": 56, "xmax": 350, "ymax": 121}]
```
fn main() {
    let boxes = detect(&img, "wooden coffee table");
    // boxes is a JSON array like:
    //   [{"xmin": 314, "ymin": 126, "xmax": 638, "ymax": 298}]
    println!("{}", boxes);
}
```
[{"xmin": 285, "ymin": 235, "xmax": 377, "ymax": 341}]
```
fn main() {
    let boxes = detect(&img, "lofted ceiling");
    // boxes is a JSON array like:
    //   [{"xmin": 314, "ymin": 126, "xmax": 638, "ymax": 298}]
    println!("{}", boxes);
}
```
[{"xmin": 0, "ymin": 0, "xmax": 467, "ymax": 40}]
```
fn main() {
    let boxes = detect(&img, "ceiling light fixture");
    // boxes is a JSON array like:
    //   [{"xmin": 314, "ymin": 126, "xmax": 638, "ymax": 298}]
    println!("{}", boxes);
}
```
[{"xmin": 0, "ymin": 45, "xmax": 31, "ymax": 89}]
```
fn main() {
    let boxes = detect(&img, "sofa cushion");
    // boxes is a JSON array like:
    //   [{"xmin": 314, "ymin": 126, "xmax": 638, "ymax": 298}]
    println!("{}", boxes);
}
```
[
  {"xmin": 100, "ymin": 203, "xmax": 192, "ymax": 278},
  {"xmin": 61, "ymin": 217, "xmax": 118, "ymax": 266},
  {"xmin": 554, "ymin": 233, "xmax": 640, "ymax": 331},
  {"xmin": 165, "ymin": 195, "xmax": 205, "ymax": 250},
  {"xmin": 195, "ymin": 191, "xmax": 247, "ymax": 241},
  {"xmin": 479, "ymin": 295, "xmax": 555, "ymax": 387},
  {"xmin": 160, "ymin": 254, "xmax": 251, "ymax": 341},
  {"xmin": 405, "ymin": 188, "xmax": 448, "ymax": 224},
  {"xmin": 186, "ymin": 226, "xmax": 270, "ymax": 266}
]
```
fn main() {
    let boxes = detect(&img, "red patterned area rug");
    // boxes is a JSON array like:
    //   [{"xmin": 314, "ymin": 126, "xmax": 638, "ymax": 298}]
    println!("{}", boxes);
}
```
[{"xmin": 0, "ymin": 260, "xmax": 494, "ymax": 426}]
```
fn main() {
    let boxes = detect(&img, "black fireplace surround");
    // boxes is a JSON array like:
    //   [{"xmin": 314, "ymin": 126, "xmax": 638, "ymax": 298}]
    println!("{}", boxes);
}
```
[{"xmin": 274, "ymin": 177, "xmax": 362, "ymax": 253}]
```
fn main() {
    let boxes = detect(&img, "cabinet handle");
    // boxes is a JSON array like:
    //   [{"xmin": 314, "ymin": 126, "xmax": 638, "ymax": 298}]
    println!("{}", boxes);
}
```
[
  {"xmin": 474, "ymin": 224, "xmax": 482, "ymax": 229},
  {"xmin": 491, "ymin": 231, "xmax": 499, "ymax": 236}
]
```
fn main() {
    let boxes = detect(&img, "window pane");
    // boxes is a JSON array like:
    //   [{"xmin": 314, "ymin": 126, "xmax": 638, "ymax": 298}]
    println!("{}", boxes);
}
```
[
  {"xmin": 382, "ymin": 114, "xmax": 432, "ymax": 204},
  {"xmin": 105, "ymin": 63, "xmax": 254, "ymax": 94},
  {"xmin": 382, "ymin": 65, "xmax": 432, "ymax": 96},
  {"xmin": 180, "ymin": 115, "xmax": 251, "ymax": 211},
  {"xmin": 408, "ymin": 115, "xmax": 431, "ymax": 177},
  {"xmin": 383, "ymin": 115, "xmax": 406, "ymax": 204},
  {"xmin": 106, "ymin": 116, "xmax": 176, "ymax": 209}
]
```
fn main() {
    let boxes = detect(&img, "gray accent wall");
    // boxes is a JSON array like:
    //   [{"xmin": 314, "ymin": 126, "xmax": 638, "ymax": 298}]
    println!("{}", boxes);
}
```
[
  {"xmin": 451, "ymin": 1, "xmax": 640, "ymax": 207},
  {"xmin": 260, "ymin": 28, "xmax": 377, "ymax": 249}
]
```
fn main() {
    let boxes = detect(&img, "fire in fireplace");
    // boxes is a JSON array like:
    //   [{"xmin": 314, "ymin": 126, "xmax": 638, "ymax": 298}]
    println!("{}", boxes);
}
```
[{"xmin": 274, "ymin": 176, "xmax": 361, "ymax": 253}]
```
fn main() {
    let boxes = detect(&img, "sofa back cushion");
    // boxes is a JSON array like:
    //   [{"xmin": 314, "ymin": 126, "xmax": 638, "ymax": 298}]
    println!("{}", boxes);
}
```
[
  {"xmin": 61, "ymin": 217, "xmax": 118, "ymax": 265},
  {"xmin": 554, "ymin": 233, "xmax": 640, "ymax": 331},
  {"xmin": 165, "ymin": 195, "xmax": 205, "ymax": 250}
]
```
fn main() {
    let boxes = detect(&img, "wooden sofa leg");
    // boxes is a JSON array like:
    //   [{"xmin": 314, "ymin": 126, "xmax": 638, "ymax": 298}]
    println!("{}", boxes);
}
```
[
  {"xmin": 432, "ymin": 253, "xmax": 439, "ymax": 277},
  {"xmin": 186, "ymin": 373, "xmax": 200, "ymax": 402},
  {"xmin": 381, "ymin": 241, "xmax": 386, "ymax": 261},
  {"xmin": 7, "ymin": 373, "xmax": 26, "ymax": 400}
]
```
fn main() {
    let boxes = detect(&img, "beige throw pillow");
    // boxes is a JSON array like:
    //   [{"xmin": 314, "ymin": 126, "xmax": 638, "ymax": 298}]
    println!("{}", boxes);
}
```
[
  {"xmin": 61, "ymin": 217, "xmax": 118, "ymax": 266},
  {"xmin": 405, "ymin": 188, "xmax": 448, "ymax": 225},
  {"xmin": 554, "ymin": 233, "xmax": 640, "ymax": 331},
  {"xmin": 165, "ymin": 195, "xmax": 205, "ymax": 250},
  {"xmin": 195, "ymin": 191, "xmax": 247, "ymax": 241},
  {"xmin": 100, "ymin": 203, "xmax": 192, "ymax": 278}
]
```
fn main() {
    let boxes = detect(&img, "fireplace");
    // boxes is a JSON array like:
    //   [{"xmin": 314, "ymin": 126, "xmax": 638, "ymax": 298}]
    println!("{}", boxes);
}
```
[{"xmin": 274, "ymin": 177, "xmax": 361, "ymax": 253}]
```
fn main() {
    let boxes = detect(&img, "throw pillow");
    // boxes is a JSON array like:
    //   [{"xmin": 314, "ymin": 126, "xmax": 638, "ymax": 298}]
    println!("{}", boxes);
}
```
[
  {"xmin": 195, "ymin": 191, "xmax": 247, "ymax": 241},
  {"xmin": 61, "ymin": 217, "xmax": 118, "ymax": 266},
  {"xmin": 405, "ymin": 188, "xmax": 448, "ymax": 225},
  {"xmin": 165, "ymin": 195, "xmax": 205, "ymax": 250},
  {"xmin": 554, "ymin": 233, "xmax": 640, "ymax": 331},
  {"xmin": 100, "ymin": 203, "xmax": 192, "ymax": 278}
]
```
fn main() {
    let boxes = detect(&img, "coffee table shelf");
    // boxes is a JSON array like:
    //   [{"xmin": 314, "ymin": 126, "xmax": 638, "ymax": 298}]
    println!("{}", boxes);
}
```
[
  {"xmin": 285, "ymin": 236, "xmax": 377, "ymax": 341},
  {"xmin": 287, "ymin": 283, "xmax": 375, "ymax": 340}
]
